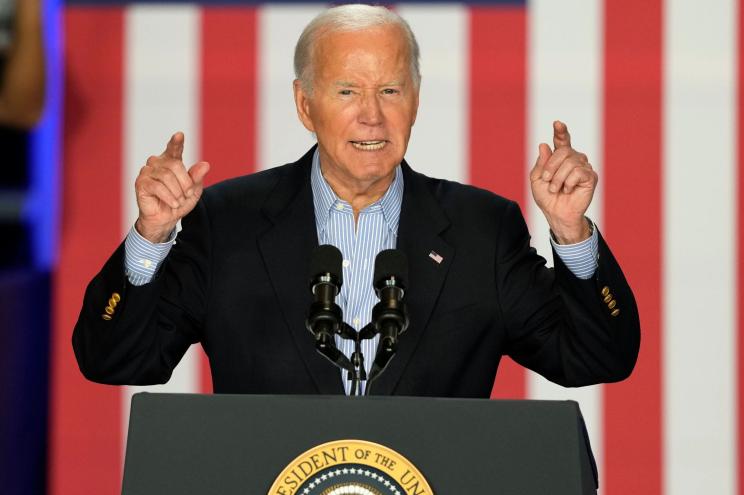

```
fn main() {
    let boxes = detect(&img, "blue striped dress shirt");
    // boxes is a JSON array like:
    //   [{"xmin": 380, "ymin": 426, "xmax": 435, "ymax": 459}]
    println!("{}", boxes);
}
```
[{"xmin": 124, "ymin": 149, "xmax": 599, "ymax": 395}]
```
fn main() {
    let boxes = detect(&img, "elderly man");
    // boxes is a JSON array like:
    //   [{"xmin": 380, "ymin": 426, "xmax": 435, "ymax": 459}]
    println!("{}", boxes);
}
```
[{"xmin": 73, "ymin": 4, "xmax": 639, "ymax": 396}]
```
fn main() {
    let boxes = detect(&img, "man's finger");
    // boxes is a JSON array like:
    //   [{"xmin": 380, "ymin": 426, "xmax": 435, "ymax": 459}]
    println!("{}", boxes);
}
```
[
  {"xmin": 561, "ymin": 166, "xmax": 595, "ymax": 194},
  {"xmin": 552, "ymin": 120, "xmax": 571, "ymax": 149},
  {"xmin": 161, "ymin": 158, "xmax": 195, "ymax": 197},
  {"xmin": 140, "ymin": 177, "xmax": 181, "ymax": 209},
  {"xmin": 163, "ymin": 132, "xmax": 185, "ymax": 160},
  {"xmin": 539, "ymin": 146, "xmax": 572, "ymax": 181},
  {"xmin": 151, "ymin": 168, "xmax": 187, "ymax": 203},
  {"xmin": 188, "ymin": 161, "xmax": 211, "ymax": 186},
  {"xmin": 530, "ymin": 143, "xmax": 552, "ymax": 182},
  {"xmin": 546, "ymin": 153, "xmax": 592, "ymax": 193}
]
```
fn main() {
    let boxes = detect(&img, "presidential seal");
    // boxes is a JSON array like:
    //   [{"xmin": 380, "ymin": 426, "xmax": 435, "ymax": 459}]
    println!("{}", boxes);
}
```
[{"xmin": 268, "ymin": 439, "xmax": 433, "ymax": 495}]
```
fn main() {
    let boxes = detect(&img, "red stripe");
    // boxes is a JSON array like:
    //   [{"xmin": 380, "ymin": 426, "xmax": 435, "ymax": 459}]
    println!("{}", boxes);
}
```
[
  {"xmin": 51, "ymin": 8, "xmax": 124, "ymax": 494},
  {"xmin": 468, "ymin": 7, "xmax": 528, "ymax": 399},
  {"xmin": 199, "ymin": 7, "xmax": 258, "ymax": 393},
  {"xmin": 602, "ymin": 1, "xmax": 663, "ymax": 493}
]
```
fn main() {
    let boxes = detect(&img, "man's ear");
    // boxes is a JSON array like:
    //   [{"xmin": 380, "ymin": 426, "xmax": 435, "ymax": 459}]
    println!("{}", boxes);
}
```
[{"xmin": 293, "ymin": 79, "xmax": 316, "ymax": 133}]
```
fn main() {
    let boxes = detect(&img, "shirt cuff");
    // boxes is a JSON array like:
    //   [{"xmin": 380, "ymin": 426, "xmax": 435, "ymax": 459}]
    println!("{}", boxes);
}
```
[
  {"xmin": 550, "ymin": 220, "xmax": 599, "ymax": 280},
  {"xmin": 124, "ymin": 225, "xmax": 176, "ymax": 286}
]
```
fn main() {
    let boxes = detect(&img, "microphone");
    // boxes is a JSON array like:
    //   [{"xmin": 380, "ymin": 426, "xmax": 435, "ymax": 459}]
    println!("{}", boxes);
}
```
[
  {"xmin": 305, "ymin": 245, "xmax": 344, "ymax": 351},
  {"xmin": 371, "ymin": 249, "xmax": 409, "ymax": 354}
]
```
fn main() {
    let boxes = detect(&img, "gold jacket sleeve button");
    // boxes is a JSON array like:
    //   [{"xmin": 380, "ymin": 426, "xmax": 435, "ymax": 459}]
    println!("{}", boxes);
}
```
[
  {"xmin": 104, "ymin": 306, "xmax": 115, "ymax": 315},
  {"xmin": 608, "ymin": 300, "xmax": 617, "ymax": 310},
  {"xmin": 611, "ymin": 308, "xmax": 620, "ymax": 317},
  {"xmin": 108, "ymin": 297, "xmax": 118, "ymax": 308},
  {"xmin": 102, "ymin": 314, "xmax": 112, "ymax": 321},
  {"xmin": 601, "ymin": 286, "xmax": 610, "ymax": 297},
  {"xmin": 603, "ymin": 294, "xmax": 612, "ymax": 303},
  {"xmin": 112, "ymin": 293, "xmax": 121, "ymax": 303}
]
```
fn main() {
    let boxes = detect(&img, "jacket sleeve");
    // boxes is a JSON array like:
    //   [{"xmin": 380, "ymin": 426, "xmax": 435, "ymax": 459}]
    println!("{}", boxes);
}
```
[
  {"xmin": 497, "ymin": 200, "xmax": 640, "ymax": 387},
  {"xmin": 72, "ymin": 199, "xmax": 212, "ymax": 385}
]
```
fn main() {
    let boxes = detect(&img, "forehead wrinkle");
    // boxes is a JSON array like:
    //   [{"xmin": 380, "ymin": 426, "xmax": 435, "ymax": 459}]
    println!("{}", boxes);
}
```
[{"xmin": 332, "ymin": 80, "xmax": 406, "ymax": 87}]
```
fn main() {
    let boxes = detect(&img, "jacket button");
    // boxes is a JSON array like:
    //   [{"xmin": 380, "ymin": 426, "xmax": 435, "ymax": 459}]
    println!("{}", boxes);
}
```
[
  {"xmin": 608, "ymin": 300, "xmax": 617, "ymax": 309},
  {"xmin": 104, "ymin": 306, "xmax": 115, "ymax": 315},
  {"xmin": 611, "ymin": 308, "xmax": 620, "ymax": 317},
  {"xmin": 603, "ymin": 294, "xmax": 612, "ymax": 303},
  {"xmin": 102, "ymin": 314, "xmax": 112, "ymax": 321},
  {"xmin": 108, "ymin": 297, "xmax": 118, "ymax": 308},
  {"xmin": 112, "ymin": 293, "xmax": 121, "ymax": 303},
  {"xmin": 601, "ymin": 286, "xmax": 610, "ymax": 297}
]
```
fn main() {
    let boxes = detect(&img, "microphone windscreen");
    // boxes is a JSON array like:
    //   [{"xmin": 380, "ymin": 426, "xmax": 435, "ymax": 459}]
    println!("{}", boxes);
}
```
[
  {"xmin": 309, "ymin": 244, "xmax": 344, "ymax": 285},
  {"xmin": 373, "ymin": 249, "xmax": 408, "ymax": 289}
]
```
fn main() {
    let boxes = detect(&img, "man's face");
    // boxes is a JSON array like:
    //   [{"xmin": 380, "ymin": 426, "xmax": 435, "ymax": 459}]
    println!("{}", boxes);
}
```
[{"xmin": 294, "ymin": 24, "xmax": 419, "ymax": 190}]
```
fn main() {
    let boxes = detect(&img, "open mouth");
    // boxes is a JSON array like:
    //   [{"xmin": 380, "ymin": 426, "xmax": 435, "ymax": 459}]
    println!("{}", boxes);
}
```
[{"xmin": 350, "ymin": 140, "xmax": 387, "ymax": 151}]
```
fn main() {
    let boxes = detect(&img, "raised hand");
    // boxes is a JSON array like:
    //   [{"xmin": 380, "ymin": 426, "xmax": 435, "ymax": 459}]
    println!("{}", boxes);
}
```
[
  {"xmin": 134, "ymin": 132, "xmax": 210, "ymax": 243},
  {"xmin": 529, "ymin": 121, "xmax": 598, "ymax": 244}
]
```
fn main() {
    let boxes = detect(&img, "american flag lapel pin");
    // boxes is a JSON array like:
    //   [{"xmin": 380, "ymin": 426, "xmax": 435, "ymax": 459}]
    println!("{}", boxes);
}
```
[{"xmin": 428, "ymin": 251, "xmax": 444, "ymax": 264}]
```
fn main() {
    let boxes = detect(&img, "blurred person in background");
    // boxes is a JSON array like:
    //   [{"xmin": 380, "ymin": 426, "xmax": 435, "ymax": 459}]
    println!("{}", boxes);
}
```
[
  {"xmin": 0, "ymin": 0, "xmax": 44, "ymax": 128},
  {"xmin": 0, "ymin": 0, "xmax": 45, "ymax": 494},
  {"xmin": 0, "ymin": 0, "xmax": 45, "ymax": 266}
]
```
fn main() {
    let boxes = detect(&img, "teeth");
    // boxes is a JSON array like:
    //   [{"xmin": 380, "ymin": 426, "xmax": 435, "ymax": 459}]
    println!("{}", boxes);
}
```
[{"xmin": 352, "ymin": 140, "xmax": 386, "ymax": 151}]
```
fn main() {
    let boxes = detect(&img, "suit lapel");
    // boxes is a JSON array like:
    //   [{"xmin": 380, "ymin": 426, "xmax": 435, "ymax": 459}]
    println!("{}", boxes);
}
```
[
  {"xmin": 257, "ymin": 149, "xmax": 345, "ymax": 395},
  {"xmin": 369, "ymin": 163, "xmax": 454, "ymax": 395}
]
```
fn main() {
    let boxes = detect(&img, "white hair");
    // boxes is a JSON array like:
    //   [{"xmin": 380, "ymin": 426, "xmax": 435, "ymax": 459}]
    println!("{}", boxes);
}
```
[{"xmin": 293, "ymin": 4, "xmax": 421, "ymax": 93}]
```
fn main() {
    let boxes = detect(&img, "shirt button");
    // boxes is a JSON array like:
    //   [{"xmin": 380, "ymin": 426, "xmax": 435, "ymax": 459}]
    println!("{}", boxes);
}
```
[
  {"xmin": 335, "ymin": 203, "xmax": 344, "ymax": 211},
  {"xmin": 142, "ymin": 259, "xmax": 152, "ymax": 269},
  {"xmin": 342, "ymin": 259, "xmax": 350, "ymax": 268},
  {"xmin": 353, "ymin": 317, "xmax": 360, "ymax": 326}
]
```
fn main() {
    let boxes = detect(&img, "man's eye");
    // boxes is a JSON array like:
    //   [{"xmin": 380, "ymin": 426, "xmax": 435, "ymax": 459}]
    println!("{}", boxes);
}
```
[
  {"xmin": 382, "ymin": 88, "xmax": 400, "ymax": 95},
  {"xmin": 338, "ymin": 89, "xmax": 353, "ymax": 96}
]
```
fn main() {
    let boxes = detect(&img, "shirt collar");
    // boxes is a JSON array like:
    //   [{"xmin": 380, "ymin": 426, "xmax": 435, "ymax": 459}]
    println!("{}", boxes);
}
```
[{"xmin": 311, "ymin": 148, "xmax": 404, "ymax": 235}]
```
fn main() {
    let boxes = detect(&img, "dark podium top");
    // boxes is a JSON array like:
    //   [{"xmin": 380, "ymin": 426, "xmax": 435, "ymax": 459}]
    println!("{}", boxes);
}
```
[{"xmin": 122, "ymin": 393, "xmax": 597, "ymax": 494}]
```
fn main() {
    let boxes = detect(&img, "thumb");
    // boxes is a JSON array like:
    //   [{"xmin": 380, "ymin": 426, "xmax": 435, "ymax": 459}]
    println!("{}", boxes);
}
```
[
  {"xmin": 530, "ymin": 143, "xmax": 552, "ymax": 181},
  {"xmin": 188, "ymin": 161, "xmax": 211, "ymax": 186}
]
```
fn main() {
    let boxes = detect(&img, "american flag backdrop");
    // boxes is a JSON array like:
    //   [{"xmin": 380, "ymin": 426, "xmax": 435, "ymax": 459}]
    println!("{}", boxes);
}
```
[{"xmin": 50, "ymin": 1, "xmax": 743, "ymax": 494}]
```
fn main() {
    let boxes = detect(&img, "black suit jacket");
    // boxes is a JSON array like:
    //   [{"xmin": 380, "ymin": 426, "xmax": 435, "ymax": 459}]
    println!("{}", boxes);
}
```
[{"xmin": 73, "ymin": 147, "xmax": 640, "ymax": 397}]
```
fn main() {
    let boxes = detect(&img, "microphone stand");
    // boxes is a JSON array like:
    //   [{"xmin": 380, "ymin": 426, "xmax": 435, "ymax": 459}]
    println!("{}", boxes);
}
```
[
  {"xmin": 339, "ymin": 323, "xmax": 376, "ymax": 396},
  {"xmin": 312, "ymin": 320, "xmax": 400, "ymax": 396},
  {"xmin": 351, "ymin": 322, "xmax": 396, "ymax": 396},
  {"xmin": 337, "ymin": 323, "xmax": 363, "ymax": 396},
  {"xmin": 349, "ymin": 332, "xmax": 366, "ymax": 396},
  {"xmin": 311, "ymin": 329, "xmax": 356, "ymax": 387},
  {"xmin": 315, "ymin": 322, "xmax": 372, "ymax": 396}
]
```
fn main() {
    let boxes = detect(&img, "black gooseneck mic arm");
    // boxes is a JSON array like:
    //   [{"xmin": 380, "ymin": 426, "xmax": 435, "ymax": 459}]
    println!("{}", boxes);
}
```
[
  {"xmin": 305, "ymin": 245, "xmax": 366, "ymax": 395},
  {"xmin": 363, "ymin": 249, "xmax": 409, "ymax": 395}
]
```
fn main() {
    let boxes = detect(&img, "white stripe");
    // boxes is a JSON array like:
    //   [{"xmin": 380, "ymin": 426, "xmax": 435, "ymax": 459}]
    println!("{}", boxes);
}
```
[
  {"xmin": 663, "ymin": 1, "xmax": 738, "ymax": 493},
  {"xmin": 526, "ymin": 0, "xmax": 605, "ymax": 487},
  {"xmin": 395, "ymin": 4, "xmax": 468, "ymax": 182},
  {"xmin": 121, "ymin": 4, "xmax": 203, "ymax": 444},
  {"xmin": 258, "ymin": 4, "xmax": 324, "ymax": 171}
]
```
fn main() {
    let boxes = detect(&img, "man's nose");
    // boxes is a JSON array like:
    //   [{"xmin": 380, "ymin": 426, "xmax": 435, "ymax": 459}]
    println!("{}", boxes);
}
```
[{"xmin": 358, "ymin": 93, "xmax": 383, "ymax": 126}]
